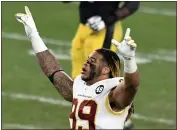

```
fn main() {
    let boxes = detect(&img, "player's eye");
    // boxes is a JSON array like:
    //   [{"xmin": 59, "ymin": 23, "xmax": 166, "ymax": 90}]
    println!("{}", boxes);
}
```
[
  {"xmin": 91, "ymin": 59, "xmax": 95, "ymax": 63},
  {"xmin": 91, "ymin": 58, "xmax": 96, "ymax": 63}
]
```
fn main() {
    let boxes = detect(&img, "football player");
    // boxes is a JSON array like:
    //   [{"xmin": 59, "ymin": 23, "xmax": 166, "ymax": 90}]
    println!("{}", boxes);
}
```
[{"xmin": 16, "ymin": 6, "xmax": 139, "ymax": 129}]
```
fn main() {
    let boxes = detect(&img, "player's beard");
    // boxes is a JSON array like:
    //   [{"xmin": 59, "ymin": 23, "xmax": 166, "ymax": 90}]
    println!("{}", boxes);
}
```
[{"xmin": 82, "ymin": 63, "xmax": 100, "ymax": 82}]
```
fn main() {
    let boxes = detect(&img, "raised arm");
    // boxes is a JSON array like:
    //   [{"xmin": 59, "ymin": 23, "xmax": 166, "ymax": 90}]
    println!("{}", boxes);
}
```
[
  {"xmin": 36, "ymin": 50, "xmax": 73, "ymax": 102},
  {"xmin": 110, "ymin": 28, "xmax": 140, "ymax": 109},
  {"xmin": 15, "ymin": 6, "xmax": 73, "ymax": 102}
]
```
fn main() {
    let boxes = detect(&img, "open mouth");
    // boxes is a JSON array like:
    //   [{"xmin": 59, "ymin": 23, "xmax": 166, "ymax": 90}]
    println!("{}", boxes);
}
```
[{"xmin": 81, "ymin": 68, "xmax": 86, "ymax": 74}]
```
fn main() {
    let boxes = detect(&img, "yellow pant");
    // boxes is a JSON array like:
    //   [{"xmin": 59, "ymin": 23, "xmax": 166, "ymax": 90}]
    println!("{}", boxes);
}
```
[{"xmin": 71, "ymin": 22, "xmax": 123, "ymax": 78}]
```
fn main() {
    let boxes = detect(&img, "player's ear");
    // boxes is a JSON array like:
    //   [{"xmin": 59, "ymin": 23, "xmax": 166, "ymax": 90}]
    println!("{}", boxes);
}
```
[{"xmin": 102, "ymin": 67, "xmax": 110, "ymax": 75}]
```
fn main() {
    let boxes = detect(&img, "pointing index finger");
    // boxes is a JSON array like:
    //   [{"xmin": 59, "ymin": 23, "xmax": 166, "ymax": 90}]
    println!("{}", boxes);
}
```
[
  {"xmin": 124, "ymin": 28, "xmax": 131, "ymax": 39},
  {"xmin": 25, "ymin": 6, "xmax": 32, "ymax": 16}
]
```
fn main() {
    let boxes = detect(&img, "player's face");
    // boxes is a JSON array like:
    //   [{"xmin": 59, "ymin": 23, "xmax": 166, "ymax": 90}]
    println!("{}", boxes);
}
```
[{"xmin": 81, "ymin": 51, "xmax": 103, "ymax": 82}]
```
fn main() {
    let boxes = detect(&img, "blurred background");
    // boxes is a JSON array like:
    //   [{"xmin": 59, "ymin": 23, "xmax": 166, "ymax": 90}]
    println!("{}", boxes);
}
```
[{"xmin": 2, "ymin": 1, "xmax": 176, "ymax": 129}]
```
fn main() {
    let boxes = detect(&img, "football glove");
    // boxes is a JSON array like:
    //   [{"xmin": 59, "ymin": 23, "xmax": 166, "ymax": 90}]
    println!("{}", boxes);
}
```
[
  {"xmin": 112, "ymin": 28, "xmax": 137, "ymax": 59},
  {"xmin": 87, "ymin": 16, "xmax": 105, "ymax": 32},
  {"xmin": 15, "ymin": 6, "xmax": 38, "ymax": 39}
]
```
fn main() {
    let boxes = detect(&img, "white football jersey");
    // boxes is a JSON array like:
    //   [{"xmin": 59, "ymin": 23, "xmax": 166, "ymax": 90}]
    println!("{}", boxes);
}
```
[{"xmin": 69, "ymin": 75, "xmax": 131, "ymax": 130}]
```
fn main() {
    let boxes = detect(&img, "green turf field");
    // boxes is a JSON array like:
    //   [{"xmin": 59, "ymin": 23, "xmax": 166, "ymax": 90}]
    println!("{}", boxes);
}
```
[{"xmin": 2, "ymin": 1, "xmax": 176, "ymax": 129}]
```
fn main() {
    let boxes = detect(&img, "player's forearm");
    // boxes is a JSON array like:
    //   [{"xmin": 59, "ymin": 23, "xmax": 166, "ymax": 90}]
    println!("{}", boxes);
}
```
[
  {"xmin": 36, "ymin": 50, "xmax": 73, "ymax": 102},
  {"xmin": 124, "ymin": 57, "xmax": 139, "ymax": 90},
  {"xmin": 36, "ymin": 50, "xmax": 61, "ymax": 77},
  {"xmin": 30, "ymin": 34, "xmax": 73, "ymax": 102},
  {"xmin": 123, "ymin": 57, "xmax": 139, "ymax": 106},
  {"xmin": 118, "ymin": 57, "xmax": 139, "ymax": 107},
  {"xmin": 124, "ymin": 71, "xmax": 139, "ymax": 91},
  {"xmin": 115, "ymin": 1, "xmax": 140, "ymax": 20},
  {"xmin": 28, "ymin": 32, "xmax": 62, "ymax": 76}
]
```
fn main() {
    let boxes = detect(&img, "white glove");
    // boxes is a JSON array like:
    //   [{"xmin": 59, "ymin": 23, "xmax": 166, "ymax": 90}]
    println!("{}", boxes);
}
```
[
  {"xmin": 112, "ymin": 28, "xmax": 137, "ymax": 59},
  {"xmin": 87, "ymin": 16, "xmax": 105, "ymax": 32},
  {"xmin": 15, "ymin": 6, "xmax": 47, "ymax": 53},
  {"xmin": 15, "ymin": 6, "xmax": 38, "ymax": 39},
  {"xmin": 112, "ymin": 28, "xmax": 137, "ymax": 73}
]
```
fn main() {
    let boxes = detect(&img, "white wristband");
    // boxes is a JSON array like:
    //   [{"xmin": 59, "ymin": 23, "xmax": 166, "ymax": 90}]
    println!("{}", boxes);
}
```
[
  {"xmin": 29, "ymin": 32, "xmax": 48, "ymax": 53},
  {"xmin": 124, "ymin": 57, "xmax": 137, "ymax": 73}
]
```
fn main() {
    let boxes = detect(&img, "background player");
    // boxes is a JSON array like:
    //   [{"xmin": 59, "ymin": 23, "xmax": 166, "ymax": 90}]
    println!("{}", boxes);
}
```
[
  {"xmin": 15, "ymin": 6, "xmax": 139, "ymax": 129},
  {"xmin": 64, "ymin": 1, "xmax": 140, "ymax": 79}
]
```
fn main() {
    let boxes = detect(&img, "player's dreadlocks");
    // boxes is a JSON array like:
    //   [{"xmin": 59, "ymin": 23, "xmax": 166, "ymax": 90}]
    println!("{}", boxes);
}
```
[
  {"xmin": 96, "ymin": 48, "xmax": 121, "ymax": 78},
  {"xmin": 96, "ymin": 48, "xmax": 134, "ymax": 121}
]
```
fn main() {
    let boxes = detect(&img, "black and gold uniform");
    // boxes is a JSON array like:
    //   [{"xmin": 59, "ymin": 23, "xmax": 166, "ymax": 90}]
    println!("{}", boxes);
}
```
[{"xmin": 65, "ymin": 1, "xmax": 140, "ymax": 79}]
